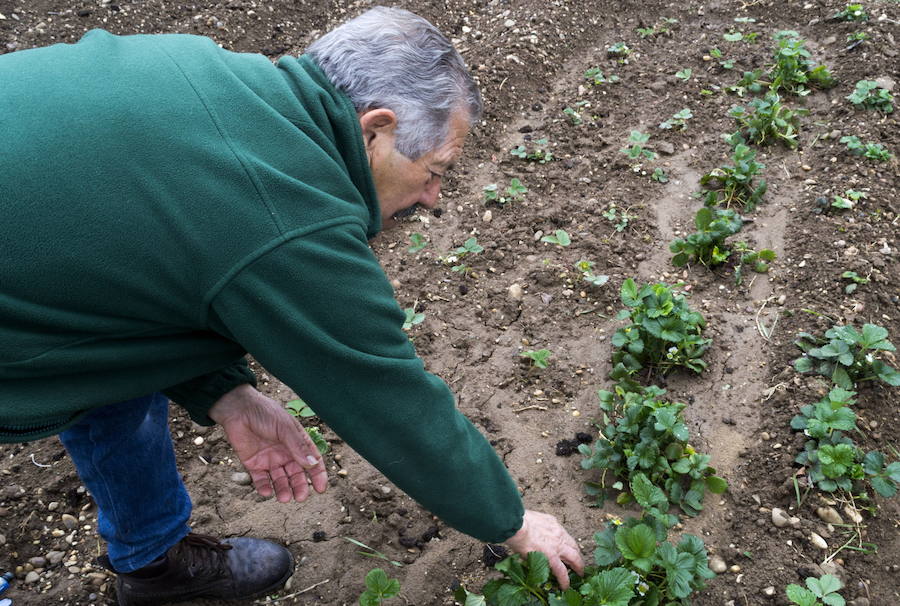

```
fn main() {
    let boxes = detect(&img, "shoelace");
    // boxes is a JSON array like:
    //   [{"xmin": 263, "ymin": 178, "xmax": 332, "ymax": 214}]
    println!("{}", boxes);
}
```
[{"xmin": 173, "ymin": 533, "xmax": 234, "ymax": 579}]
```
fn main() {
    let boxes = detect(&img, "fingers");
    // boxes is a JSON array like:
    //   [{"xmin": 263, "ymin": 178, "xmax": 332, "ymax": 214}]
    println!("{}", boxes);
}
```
[{"xmin": 548, "ymin": 556, "xmax": 571, "ymax": 590}]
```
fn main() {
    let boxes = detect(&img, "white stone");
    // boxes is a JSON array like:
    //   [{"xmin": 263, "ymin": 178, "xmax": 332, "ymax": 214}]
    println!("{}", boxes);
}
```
[
  {"xmin": 810, "ymin": 532, "xmax": 828, "ymax": 549},
  {"xmin": 771, "ymin": 508, "xmax": 790, "ymax": 528},
  {"xmin": 508, "ymin": 283, "xmax": 524, "ymax": 301}
]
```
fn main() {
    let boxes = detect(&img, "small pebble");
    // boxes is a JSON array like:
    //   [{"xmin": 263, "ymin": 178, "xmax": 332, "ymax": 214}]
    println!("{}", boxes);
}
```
[
  {"xmin": 24, "ymin": 571, "xmax": 40, "ymax": 583},
  {"xmin": 709, "ymin": 555, "xmax": 727, "ymax": 573},
  {"xmin": 763, "ymin": 586, "xmax": 776, "ymax": 596},
  {"xmin": 810, "ymin": 532, "xmax": 828, "ymax": 549},
  {"xmin": 771, "ymin": 508, "xmax": 790, "ymax": 528},
  {"xmin": 729, "ymin": 565, "xmax": 741, "ymax": 573},
  {"xmin": 61, "ymin": 514, "xmax": 78, "ymax": 530},
  {"xmin": 482, "ymin": 210, "xmax": 493, "ymax": 223},
  {"xmin": 816, "ymin": 506, "xmax": 843, "ymax": 525},
  {"xmin": 231, "ymin": 472, "xmax": 252, "ymax": 486},
  {"xmin": 193, "ymin": 436, "xmax": 204, "ymax": 446},
  {"xmin": 508, "ymin": 283, "xmax": 524, "ymax": 301}
]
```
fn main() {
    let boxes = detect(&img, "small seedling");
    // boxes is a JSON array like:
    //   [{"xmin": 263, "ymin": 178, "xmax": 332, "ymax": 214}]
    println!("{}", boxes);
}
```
[
  {"xmin": 786, "ymin": 574, "xmax": 845, "ymax": 606},
  {"xmin": 733, "ymin": 242, "xmax": 777, "ymax": 285},
  {"xmin": 306, "ymin": 426, "xmax": 329, "ymax": 454},
  {"xmin": 620, "ymin": 130, "xmax": 658, "ymax": 161},
  {"xmin": 444, "ymin": 236, "xmax": 484, "ymax": 276},
  {"xmin": 606, "ymin": 42, "xmax": 631, "ymax": 57},
  {"xmin": 541, "ymin": 229, "xmax": 571, "ymax": 247},
  {"xmin": 699, "ymin": 139, "xmax": 767, "ymax": 210},
  {"xmin": 563, "ymin": 104, "xmax": 586, "ymax": 125},
  {"xmin": 286, "ymin": 398, "xmax": 316, "ymax": 418},
  {"xmin": 659, "ymin": 108, "xmax": 693, "ymax": 131},
  {"xmin": 402, "ymin": 307, "xmax": 424, "ymax": 331},
  {"xmin": 520, "ymin": 349, "xmax": 552, "ymax": 369},
  {"xmin": 846, "ymin": 80, "xmax": 894, "ymax": 113},
  {"xmin": 846, "ymin": 31, "xmax": 869, "ymax": 43},
  {"xmin": 709, "ymin": 48, "xmax": 735, "ymax": 69},
  {"xmin": 483, "ymin": 178, "xmax": 528, "ymax": 205},
  {"xmin": 359, "ymin": 568, "xmax": 401, "ymax": 606},
  {"xmin": 651, "ymin": 167, "xmax": 669, "ymax": 183},
  {"xmin": 794, "ymin": 323, "xmax": 900, "ymax": 388},
  {"xmin": 575, "ymin": 260, "xmax": 610, "ymax": 287},
  {"xmin": 831, "ymin": 189, "xmax": 866, "ymax": 210},
  {"xmin": 407, "ymin": 232, "xmax": 428, "ymax": 253},
  {"xmin": 841, "ymin": 271, "xmax": 869, "ymax": 294},
  {"xmin": 584, "ymin": 67, "xmax": 620, "ymax": 85},
  {"xmin": 603, "ymin": 203, "xmax": 636, "ymax": 232},
  {"xmin": 675, "ymin": 68, "xmax": 692, "ymax": 81},
  {"xmin": 510, "ymin": 138, "xmax": 554, "ymax": 163},
  {"xmin": 729, "ymin": 91, "xmax": 808, "ymax": 148},
  {"xmin": 636, "ymin": 16, "xmax": 678, "ymax": 38},
  {"xmin": 841, "ymin": 135, "xmax": 893, "ymax": 161},
  {"xmin": 832, "ymin": 3, "xmax": 868, "ymax": 21}
]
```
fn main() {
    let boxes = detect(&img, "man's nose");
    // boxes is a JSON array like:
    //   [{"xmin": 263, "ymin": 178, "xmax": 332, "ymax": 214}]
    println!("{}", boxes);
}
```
[{"xmin": 419, "ymin": 178, "xmax": 442, "ymax": 207}]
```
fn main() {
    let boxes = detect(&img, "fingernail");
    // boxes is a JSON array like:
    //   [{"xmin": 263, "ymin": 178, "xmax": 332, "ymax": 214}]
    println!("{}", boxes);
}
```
[{"xmin": 306, "ymin": 455, "xmax": 319, "ymax": 465}]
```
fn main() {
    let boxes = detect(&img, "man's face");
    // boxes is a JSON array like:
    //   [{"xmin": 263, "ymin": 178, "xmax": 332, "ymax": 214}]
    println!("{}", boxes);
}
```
[{"xmin": 361, "ymin": 109, "xmax": 469, "ymax": 229}]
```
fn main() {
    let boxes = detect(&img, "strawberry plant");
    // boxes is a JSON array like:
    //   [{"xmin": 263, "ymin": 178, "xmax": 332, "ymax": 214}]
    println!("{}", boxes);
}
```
[
  {"xmin": 728, "ymin": 92, "xmax": 808, "ymax": 148},
  {"xmin": 562, "ymin": 106, "xmax": 583, "ymax": 125},
  {"xmin": 359, "ymin": 568, "xmax": 401, "ymax": 606},
  {"xmin": 840, "ymin": 135, "xmax": 893, "ymax": 161},
  {"xmin": 658, "ymin": 108, "xmax": 693, "ymax": 131},
  {"xmin": 306, "ymin": 426, "xmax": 330, "ymax": 454},
  {"xmin": 841, "ymin": 270, "xmax": 869, "ymax": 294},
  {"xmin": 725, "ymin": 69, "xmax": 766, "ymax": 96},
  {"xmin": 732, "ymin": 242, "xmax": 776, "ymax": 285},
  {"xmin": 511, "ymin": 138, "xmax": 554, "ymax": 163},
  {"xmin": 786, "ymin": 574, "xmax": 845, "ymax": 606},
  {"xmin": 793, "ymin": 323, "xmax": 900, "ymax": 388},
  {"xmin": 791, "ymin": 387, "xmax": 859, "ymax": 441},
  {"xmin": 831, "ymin": 189, "xmax": 866, "ymax": 210},
  {"xmin": 699, "ymin": 141, "xmax": 767, "ymax": 210},
  {"xmin": 832, "ymin": 3, "xmax": 868, "ymax": 21},
  {"xmin": 443, "ymin": 236, "xmax": 484, "ymax": 276},
  {"xmin": 611, "ymin": 279, "xmax": 711, "ymax": 377},
  {"xmin": 620, "ymin": 131, "xmax": 657, "ymax": 162},
  {"xmin": 606, "ymin": 42, "xmax": 631, "ymax": 57},
  {"xmin": 651, "ymin": 168, "xmax": 669, "ymax": 183},
  {"xmin": 583, "ymin": 67, "xmax": 620, "ymax": 85},
  {"xmin": 669, "ymin": 208, "xmax": 743, "ymax": 268},
  {"xmin": 402, "ymin": 307, "xmax": 424, "ymax": 331},
  {"xmin": 484, "ymin": 178, "xmax": 528, "ymax": 205},
  {"xmin": 407, "ymin": 232, "xmax": 428, "ymax": 253},
  {"xmin": 520, "ymin": 349, "xmax": 552, "ymax": 369},
  {"xmin": 635, "ymin": 16, "xmax": 678, "ymax": 38},
  {"xmin": 456, "ymin": 518, "xmax": 716, "ymax": 606},
  {"xmin": 768, "ymin": 31, "xmax": 836, "ymax": 95},
  {"xmin": 675, "ymin": 68, "xmax": 692, "ymax": 81},
  {"xmin": 575, "ymin": 260, "xmax": 610, "ymax": 287},
  {"xmin": 709, "ymin": 48, "xmax": 734, "ymax": 69},
  {"xmin": 541, "ymin": 229, "xmax": 571, "ymax": 247},
  {"xmin": 846, "ymin": 80, "xmax": 894, "ymax": 113},
  {"xmin": 602, "ymin": 203, "xmax": 636, "ymax": 232},
  {"xmin": 580, "ymin": 384, "xmax": 727, "ymax": 517}
]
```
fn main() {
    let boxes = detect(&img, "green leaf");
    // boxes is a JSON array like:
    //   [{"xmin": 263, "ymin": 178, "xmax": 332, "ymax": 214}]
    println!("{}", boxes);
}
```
[
  {"xmin": 786, "ymin": 584, "xmax": 819, "ymax": 606},
  {"xmin": 363, "ymin": 568, "xmax": 401, "ymax": 602},
  {"xmin": 579, "ymin": 568, "xmax": 636, "ymax": 606},
  {"xmin": 494, "ymin": 583, "xmax": 532, "ymax": 606},
  {"xmin": 614, "ymin": 524, "xmax": 657, "ymax": 563},
  {"xmin": 794, "ymin": 357, "xmax": 814, "ymax": 373},
  {"xmin": 658, "ymin": 543, "xmax": 695, "ymax": 598},
  {"xmin": 832, "ymin": 366, "xmax": 853, "ymax": 389},
  {"xmin": 465, "ymin": 593, "xmax": 488, "ymax": 606},
  {"xmin": 870, "ymin": 476, "xmax": 897, "ymax": 498},
  {"xmin": 705, "ymin": 476, "xmax": 728, "ymax": 493},
  {"xmin": 860, "ymin": 324, "xmax": 888, "ymax": 347},
  {"xmin": 593, "ymin": 527, "xmax": 622, "ymax": 566},
  {"xmin": 621, "ymin": 278, "xmax": 639, "ymax": 307},
  {"xmin": 525, "ymin": 552, "xmax": 550, "ymax": 587},
  {"xmin": 630, "ymin": 472, "xmax": 668, "ymax": 510},
  {"xmin": 807, "ymin": 574, "xmax": 843, "ymax": 600},
  {"xmin": 874, "ymin": 361, "xmax": 900, "ymax": 386},
  {"xmin": 285, "ymin": 398, "xmax": 317, "ymax": 418}
]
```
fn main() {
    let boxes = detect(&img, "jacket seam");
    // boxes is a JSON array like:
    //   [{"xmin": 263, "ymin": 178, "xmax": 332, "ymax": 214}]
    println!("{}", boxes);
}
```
[
  {"xmin": 152, "ymin": 38, "xmax": 286, "ymax": 236},
  {"xmin": 200, "ymin": 216, "xmax": 369, "ymax": 321}
]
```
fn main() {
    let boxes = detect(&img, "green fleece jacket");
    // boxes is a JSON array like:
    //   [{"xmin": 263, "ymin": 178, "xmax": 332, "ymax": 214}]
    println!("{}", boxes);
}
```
[{"xmin": 0, "ymin": 30, "xmax": 523, "ymax": 542}]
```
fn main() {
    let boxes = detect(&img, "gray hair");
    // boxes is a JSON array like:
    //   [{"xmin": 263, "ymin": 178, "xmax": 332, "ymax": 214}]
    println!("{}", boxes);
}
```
[{"xmin": 306, "ymin": 6, "xmax": 481, "ymax": 160}]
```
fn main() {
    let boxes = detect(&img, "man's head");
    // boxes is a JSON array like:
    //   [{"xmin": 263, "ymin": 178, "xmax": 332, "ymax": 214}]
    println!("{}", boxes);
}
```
[{"xmin": 306, "ymin": 6, "xmax": 481, "ymax": 227}]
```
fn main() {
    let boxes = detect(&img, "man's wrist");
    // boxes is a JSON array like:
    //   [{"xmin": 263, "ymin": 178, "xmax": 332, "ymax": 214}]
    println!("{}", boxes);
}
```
[{"xmin": 208, "ymin": 383, "xmax": 256, "ymax": 424}]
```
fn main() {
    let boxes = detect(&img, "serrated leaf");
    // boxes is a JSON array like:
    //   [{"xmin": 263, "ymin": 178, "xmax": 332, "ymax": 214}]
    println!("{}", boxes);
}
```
[
  {"xmin": 631, "ymin": 472, "xmax": 668, "ymax": 510},
  {"xmin": 614, "ymin": 524, "xmax": 657, "ymax": 563},
  {"xmin": 621, "ymin": 279, "xmax": 639, "ymax": 307},
  {"xmin": 832, "ymin": 366, "xmax": 853, "ymax": 389},
  {"xmin": 525, "ymin": 552, "xmax": 550, "ymax": 587},
  {"xmin": 786, "ymin": 584, "xmax": 819, "ymax": 606},
  {"xmin": 807, "ymin": 574, "xmax": 842, "ymax": 598},
  {"xmin": 579, "ymin": 568, "xmax": 636, "ymax": 606},
  {"xmin": 794, "ymin": 357, "xmax": 814, "ymax": 373},
  {"xmin": 593, "ymin": 527, "xmax": 622, "ymax": 566},
  {"xmin": 874, "ymin": 361, "xmax": 900, "ymax": 386},
  {"xmin": 860, "ymin": 324, "xmax": 888, "ymax": 347},
  {"xmin": 870, "ymin": 476, "xmax": 897, "ymax": 498}
]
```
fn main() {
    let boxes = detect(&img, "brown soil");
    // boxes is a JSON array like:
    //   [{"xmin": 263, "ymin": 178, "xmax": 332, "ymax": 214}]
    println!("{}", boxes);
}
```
[{"xmin": 1, "ymin": 0, "xmax": 898, "ymax": 605}]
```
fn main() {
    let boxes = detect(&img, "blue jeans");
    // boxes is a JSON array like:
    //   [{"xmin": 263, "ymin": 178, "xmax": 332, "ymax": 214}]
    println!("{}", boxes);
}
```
[{"xmin": 59, "ymin": 393, "xmax": 192, "ymax": 572}]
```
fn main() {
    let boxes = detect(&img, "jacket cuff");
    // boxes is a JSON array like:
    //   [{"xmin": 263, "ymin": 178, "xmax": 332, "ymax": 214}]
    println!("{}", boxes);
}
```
[{"xmin": 163, "ymin": 358, "xmax": 257, "ymax": 425}]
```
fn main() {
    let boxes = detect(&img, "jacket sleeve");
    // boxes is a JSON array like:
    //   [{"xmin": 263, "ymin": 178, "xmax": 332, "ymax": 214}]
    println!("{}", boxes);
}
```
[
  {"xmin": 207, "ymin": 221, "xmax": 524, "ymax": 543},
  {"xmin": 163, "ymin": 357, "xmax": 258, "ymax": 425}
]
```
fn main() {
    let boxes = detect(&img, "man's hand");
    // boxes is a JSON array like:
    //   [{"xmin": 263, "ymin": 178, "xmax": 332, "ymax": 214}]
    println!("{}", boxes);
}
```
[
  {"xmin": 209, "ymin": 384, "xmax": 328, "ymax": 502},
  {"xmin": 505, "ymin": 510, "xmax": 584, "ymax": 589}
]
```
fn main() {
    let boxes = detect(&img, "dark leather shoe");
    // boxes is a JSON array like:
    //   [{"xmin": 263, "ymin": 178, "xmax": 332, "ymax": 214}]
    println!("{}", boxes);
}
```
[{"xmin": 106, "ymin": 533, "xmax": 293, "ymax": 606}]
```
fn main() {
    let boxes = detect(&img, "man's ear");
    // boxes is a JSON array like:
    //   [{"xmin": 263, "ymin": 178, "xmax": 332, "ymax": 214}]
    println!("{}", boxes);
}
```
[{"xmin": 359, "ymin": 108, "xmax": 398, "ymax": 151}]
